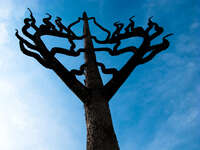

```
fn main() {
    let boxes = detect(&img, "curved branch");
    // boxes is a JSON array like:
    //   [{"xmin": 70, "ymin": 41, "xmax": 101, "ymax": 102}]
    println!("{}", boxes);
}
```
[
  {"xmin": 19, "ymin": 40, "xmax": 52, "ymax": 69},
  {"xmin": 70, "ymin": 64, "xmax": 86, "ymax": 76},
  {"xmin": 102, "ymin": 18, "xmax": 172, "ymax": 102},
  {"xmin": 67, "ymin": 17, "xmax": 86, "ymax": 39},
  {"xmin": 145, "ymin": 16, "xmax": 154, "ymax": 32},
  {"xmin": 111, "ymin": 21, "xmax": 124, "ymax": 38},
  {"xmin": 55, "ymin": 17, "xmax": 75, "ymax": 35},
  {"xmin": 93, "ymin": 26, "xmax": 145, "ymax": 45},
  {"xmin": 22, "ymin": 18, "xmax": 34, "ymax": 40},
  {"xmin": 140, "ymin": 34, "xmax": 173, "ymax": 64},
  {"xmin": 68, "ymin": 17, "xmax": 82, "ymax": 30},
  {"xmin": 125, "ymin": 16, "xmax": 135, "ymax": 33},
  {"xmin": 150, "ymin": 22, "xmax": 164, "ymax": 40},
  {"xmin": 35, "ymin": 29, "xmax": 69, "ymax": 38},
  {"xmin": 51, "ymin": 47, "xmax": 87, "ymax": 56},
  {"xmin": 16, "ymin": 9, "xmax": 91, "ymax": 104},
  {"xmin": 15, "ymin": 30, "xmax": 37, "ymax": 50},
  {"xmin": 103, "ymin": 53, "xmax": 138, "ymax": 102},
  {"xmin": 53, "ymin": 17, "xmax": 85, "ymax": 51},
  {"xmin": 94, "ymin": 46, "xmax": 137, "ymax": 55},
  {"xmin": 27, "ymin": 8, "xmax": 38, "ymax": 31},
  {"xmin": 55, "ymin": 17, "xmax": 63, "ymax": 32},
  {"xmin": 145, "ymin": 17, "xmax": 164, "ymax": 40},
  {"xmin": 51, "ymin": 46, "xmax": 137, "ymax": 57},
  {"xmin": 113, "ymin": 41, "xmax": 121, "ymax": 52},
  {"xmin": 16, "ymin": 11, "xmax": 172, "ymax": 103},
  {"xmin": 70, "ymin": 62, "xmax": 118, "ymax": 77},
  {"xmin": 91, "ymin": 17, "xmax": 111, "ymax": 42},
  {"xmin": 51, "ymin": 45, "xmax": 137, "ymax": 58},
  {"xmin": 39, "ymin": 13, "xmax": 56, "ymax": 31},
  {"xmin": 24, "ymin": 9, "xmax": 69, "ymax": 39},
  {"xmin": 97, "ymin": 62, "xmax": 118, "ymax": 76}
]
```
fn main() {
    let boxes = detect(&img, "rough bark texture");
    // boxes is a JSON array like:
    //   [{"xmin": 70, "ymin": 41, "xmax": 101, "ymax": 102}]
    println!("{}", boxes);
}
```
[
  {"xmin": 84, "ymin": 98, "xmax": 119, "ymax": 150},
  {"xmin": 83, "ymin": 12, "xmax": 120, "ymax": 150}
]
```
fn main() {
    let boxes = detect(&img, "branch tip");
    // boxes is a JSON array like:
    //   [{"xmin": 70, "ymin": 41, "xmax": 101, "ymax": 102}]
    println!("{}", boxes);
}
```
[
  {"xmin": 130, "ymin": 16, "xmax": 135, "ymax": 20},
  {"xmin": 114, "ymin": 21, "xmax": 120, "ymax": 24},
  {"xmin": 27, "ymin": 8, "xmax": 32, "ymax": 13},
  {"xmin": 163, "ymin": 33, "xmax": 173, "ymax": 39},
  {"xmin": 45, "ymin": 13, "xmax": 52, "ymax": 19},
  {"xmin": 56, "ymin": 16, "xmax": 61, "ymax": 20},
  {"xmin": 83, "ymin": 11, "xmax": 87, "ymax": 19},
  {"xmin": 46, "ymin": 12, "xmax": 50, "ymax": 15},
  {"xmin": 148, "ymin": 16, "xmax": 153, "ymax": 22}
]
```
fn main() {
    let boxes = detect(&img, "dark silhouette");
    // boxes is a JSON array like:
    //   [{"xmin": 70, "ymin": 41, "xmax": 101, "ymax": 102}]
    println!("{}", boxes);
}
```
[{"xmin": 16, "ymin": 9, "xmax": 172, "ymax": 150}]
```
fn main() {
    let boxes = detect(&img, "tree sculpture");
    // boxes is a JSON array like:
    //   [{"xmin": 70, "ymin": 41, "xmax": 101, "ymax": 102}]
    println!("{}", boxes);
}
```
[{"xmin": 16, "ymin": 9, "xmax": 172, "ymax": 150}]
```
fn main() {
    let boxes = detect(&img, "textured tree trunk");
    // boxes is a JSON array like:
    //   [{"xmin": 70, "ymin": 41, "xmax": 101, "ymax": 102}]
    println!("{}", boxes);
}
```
[
  {"xmin": 82, "ymin": 12, "xmax": 120, "ymax": 150},
  {"xmin": 84, "ymin": 95, "xmax": 120, "ymax": 150}
]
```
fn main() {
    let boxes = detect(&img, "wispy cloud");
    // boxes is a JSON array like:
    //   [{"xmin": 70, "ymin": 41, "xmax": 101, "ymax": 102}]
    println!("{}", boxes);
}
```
[
  {"xmin": 0, "ymin": 0, "xmax": 200, "ymax": 150},
  {"xmin": 0, "ymin": 1, "xmax": 85, "ymax": 150},
  {"xmin": 0, "ymin": 23, "xmax": 9, "ymax": 45},
  {"xmin": 87, "ymin": 0, "xmax": 105, "ymax": 16},
  {"xmin": 190, "ymin": 21, "xmax": 200, "ymax": 30},
  {"xmin": 0, "ymin": 0, "xmax": 13, "ymax": 20}
]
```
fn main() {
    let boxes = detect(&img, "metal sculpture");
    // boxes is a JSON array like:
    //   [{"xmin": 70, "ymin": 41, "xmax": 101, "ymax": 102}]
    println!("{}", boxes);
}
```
[{"xmin": 16, "ymin": 9, "xmax": 172, "ymax": 150}]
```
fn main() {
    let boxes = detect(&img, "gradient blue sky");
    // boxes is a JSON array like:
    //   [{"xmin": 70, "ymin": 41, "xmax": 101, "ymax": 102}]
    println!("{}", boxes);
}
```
[{"xmin": 0, "ymin": 0, "xmax": 199, "ymax": 150}]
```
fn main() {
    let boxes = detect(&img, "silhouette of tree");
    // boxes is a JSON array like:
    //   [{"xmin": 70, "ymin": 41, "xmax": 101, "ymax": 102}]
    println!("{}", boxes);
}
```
[{"xmin": 16, "ymin": 9, "xmax": 172, "ymax": 150}]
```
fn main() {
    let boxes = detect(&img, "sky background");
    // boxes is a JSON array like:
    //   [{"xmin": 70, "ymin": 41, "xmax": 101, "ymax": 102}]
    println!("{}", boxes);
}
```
[{"xmin": 0, "ymin": 0, "xmax": 200, "ymax": 150}]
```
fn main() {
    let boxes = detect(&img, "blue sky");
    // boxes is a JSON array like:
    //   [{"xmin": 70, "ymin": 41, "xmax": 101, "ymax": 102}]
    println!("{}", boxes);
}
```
[{"xmin": 0, "ymin": 0, "xmax": 199, "ymax": 150}]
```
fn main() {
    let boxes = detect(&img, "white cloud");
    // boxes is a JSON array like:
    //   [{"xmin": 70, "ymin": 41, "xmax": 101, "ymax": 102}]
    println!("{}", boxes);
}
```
[
  {"xmin": 0, "ymin": 0, "xmax": 13, "ymax": 20},
  {"xmin": 0, "ymin": 0, "xmax": 199, "ymax": 150},
  {"xmin": 145, "ymin": 105, "xmax": 199, "ymax": 150},
  {"xmin": 0, "ymin": 22, "xmax": 9, "ymax": 45},
  {"xmin": 190, "ymin": 21, "xmax": 200, "ymax": 30},
  {"xmin": 147, "ymin": 108, "xmax": 199, "ymax": 150},
  {"xmin": 0, "ymin": 1, "xmax": 76, "ymax": 150},
  {"xmin": 175, "ymin": 33, "xmax": 199, "ymax": 54}
]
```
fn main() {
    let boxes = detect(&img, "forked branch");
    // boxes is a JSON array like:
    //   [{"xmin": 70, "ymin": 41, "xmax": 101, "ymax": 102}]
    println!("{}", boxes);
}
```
[
  {"xmin": 15, "ymin": 9, "xmax": 89, "ymax": 103},
  {"xmin": 96, "ymin": 17, "xmax": 173, "ymax": 101},
  {"xmin": 16, "ymin": 9, "xmax": 172, "ymax": 103}
]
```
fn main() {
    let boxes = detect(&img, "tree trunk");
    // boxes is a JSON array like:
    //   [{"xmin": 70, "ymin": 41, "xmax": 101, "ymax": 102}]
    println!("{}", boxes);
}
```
[
  {"xmin": 84, "ymin": 94, "xmax": 120, "ymax": 150},
  {"xmin": 82, "ymin": 12, "xmax": 120, "ymax": 150}
]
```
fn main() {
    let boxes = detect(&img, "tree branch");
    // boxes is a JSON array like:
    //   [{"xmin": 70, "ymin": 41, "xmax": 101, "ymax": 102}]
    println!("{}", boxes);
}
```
[
  {"xmin": 94, "ymin": 46, "xmax": 137, "ymax": 55},
  {"xmin": 101, "ymin": 18, "xmax": 172, "ymax": 102},
  {"xmin": 97, "ymin": 62, "xmax": 118, "ymax": 76},
  {"xmin": 15, "ymin": 30, "xmax": 38, "ymax": 50},
  {"xmin": 18, "ymin": 40, "xmax": 52, "ymax": 69},
  {"xmin": 140, "ymin": 34, "xmax": 173, "ymax": 64},
  {"xmin": 70, "ymin": 64, "xmax": 86, "ymax": 76},
  {"xmin": 70, "ymin": 62, "xmax": 118, "ymax": 77},
  {"xmin": 90, "ymin": 17, "xmax": 111, "ymax": 42},
  {"xmin": 51, "ymin": 47, "xmax": 87, "ymax": 56},
  {"xmin": 15, "ymin": 9, "xmax": 90, "ymax": 103},
  {"xmin": 16, "ymin": 10, "xmax": 172, "ymax": 103}
]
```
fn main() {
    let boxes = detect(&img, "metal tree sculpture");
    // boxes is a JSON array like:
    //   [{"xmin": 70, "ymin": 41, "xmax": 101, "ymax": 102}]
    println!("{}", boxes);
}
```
[{"xmin": 16, "ymin": 9, "xmax": 172, "ymax": 150}]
